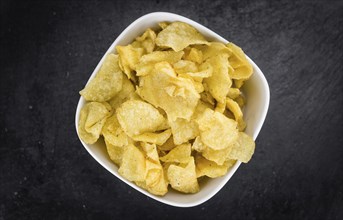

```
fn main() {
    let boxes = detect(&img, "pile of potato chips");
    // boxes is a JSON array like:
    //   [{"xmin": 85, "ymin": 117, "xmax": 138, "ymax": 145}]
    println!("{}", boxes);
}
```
[{"xmin": 78, "ymin": 22, "xmax": 255, "ymax": 196}]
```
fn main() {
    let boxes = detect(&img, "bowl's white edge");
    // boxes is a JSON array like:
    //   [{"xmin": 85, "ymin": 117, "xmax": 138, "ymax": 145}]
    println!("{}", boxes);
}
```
[{"xmin": 74, "ymin": 11, "xmax": 270, "ymax": 208}]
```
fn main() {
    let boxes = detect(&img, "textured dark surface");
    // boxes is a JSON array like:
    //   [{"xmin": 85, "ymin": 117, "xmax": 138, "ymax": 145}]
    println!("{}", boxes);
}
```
[{"xmin": 1, "ymin": 0, "xmax": 343, "ymax": 219}]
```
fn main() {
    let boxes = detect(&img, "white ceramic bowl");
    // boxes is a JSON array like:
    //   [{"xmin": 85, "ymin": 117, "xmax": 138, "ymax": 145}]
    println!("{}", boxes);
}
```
[{"xmin": 75, "ymin": 12, "xmax": 270, "ymax": 207}]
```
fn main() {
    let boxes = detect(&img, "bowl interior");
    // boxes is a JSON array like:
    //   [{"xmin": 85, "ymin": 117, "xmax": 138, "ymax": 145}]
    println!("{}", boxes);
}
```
[{"xmin": 75, "ymin": 12, "xmax": 269, "ymax": 207}]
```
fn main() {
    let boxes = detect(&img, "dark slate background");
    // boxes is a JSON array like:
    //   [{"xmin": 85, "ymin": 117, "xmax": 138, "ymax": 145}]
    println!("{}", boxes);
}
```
[{"xmin": 1, "ymin": 0, "xmax": 342, "ymax": 219}]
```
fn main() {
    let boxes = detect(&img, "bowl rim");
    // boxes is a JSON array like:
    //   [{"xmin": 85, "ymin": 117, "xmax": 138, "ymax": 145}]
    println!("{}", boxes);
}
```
[{"xmin": 75, "ymin": 11, "xmax": 270, "ymax": 207}]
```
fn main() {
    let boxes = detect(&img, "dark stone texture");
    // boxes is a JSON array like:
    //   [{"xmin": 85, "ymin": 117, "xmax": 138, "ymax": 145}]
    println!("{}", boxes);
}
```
[{"xmin": 1, "ymin": 0, "xmax": 342, "ymax": 219}]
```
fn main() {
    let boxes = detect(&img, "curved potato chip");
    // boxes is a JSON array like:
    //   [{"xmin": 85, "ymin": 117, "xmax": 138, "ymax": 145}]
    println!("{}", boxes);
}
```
[
  {"xmin": 137, "ymin": 62, "xmax": 200, "ymax": 121},
  {"xmin": 184, "ymin": 47, "xmax": 203, "ymax": 64},
  {"xmin": 117, "ymin": 100, "xmax": 166, "ymax": 136},
  {"xmin": 227, "ymin": 43, "xmax": 253, "ymax": 80},
  {"xmin": 167, "ymin": 157, "xmax": 199, "ymax": 193},
  {"xmin": 109, "ymin": 75, "xmax": 140, "ymax": 110},
  {"xmin": 140, "ymin": 142, "xmax": 159, "ymax": 162},
  {"xmin": 227, "ymin": 132, "xmax": 255, "ymax": 163},
  {"xmin": 227, "ymin": 88, "xmax": 241, "ymax": 99},
  {"xmin": 78, "ymin": 102, "xmax": 112, "ymax": 144},
  {"xmin": 226, "ymin": 98, "xmax": 246, "ymax": 131},
  {"xmin": 158, "ymin": 137, "xmax": 176, "ymax": 151},
  {"xmin": 196, "ymin": 108, "xmax": 238, "ymax": 150},
  {"xmin": 156, "ymin": 22, "xmax": 209, "ymax": 52},
  {"xmin": 136, "ymin": 51, "xmax": 184, "ymax": 76},
  {"xmin": 158, "ymin": 22, "xmax": 169, "ymax": 29},
  {"xmin": 160, "ymin": 143, "xmax": 191, "ymax": 164},
  {"xmin": 116, "ymin": 45, "xmax": 144, "ymax": 79},
  {"xmin": 80, "ymin": 54, "xmax": 123, "ymax": 102},
  {"xmin": 131, "ymin": 28, "xmax": 156, "ymax": 54},
  {"xmin": 173, "ymin": 60, "xmax": 198, "ymax": 75},
  {"xmin": 105, "ymin": 139, "xmax": 126, "ymax": 166},
  {"xmin": 195, "ymin": 153, "xmax": 229, "ymax": 178},
  {"xmin": 102, "ymin": 114, "xmax": 132, "ymax": 147},
  {"xmin": 235, "ymin": 94, "xmax": 245, "ymax": 108},
  {"xmin": 203, "ymin": 54, "xmax": 232, "ymax": 104},
  {"xmin": 118, "ymin": 144, "xmax": 146, "ymax": 182},
  {"xmin": 133, "ymin": 129, "xmax": 172, "ymax": 145},
  {"xmin": 168, "ymin": 118, "xmax": 198, "ymax": 145},
  {"xmin": 195, "ymin": 42, "xmax": 231, "ymax": 60}
]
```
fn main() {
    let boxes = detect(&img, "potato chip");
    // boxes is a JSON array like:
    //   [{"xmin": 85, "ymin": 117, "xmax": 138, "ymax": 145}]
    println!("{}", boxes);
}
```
[
  {"xmin": 140, "ymin": 142, "xmax": 160, "ymax": 162},
  {"xmin": 160, "ymin": 143, "xmax": 191, "ymax": 164},
  {"xmin": 235, "ymin": 94, "xmax": 245, "ymax": 108},
  {"xmin": 136, "ymin": 51, "xmax": 184, "ymax": 76},
  {"xmin": 116, "ymin": 45, "xmax": 144, "ymax": 79},
  {"xmin": 167, "ymin": 157, "xmax": 199, "ymax": 193},
  {"xmin": 203, "ymin": 54, "xmax": 232, "ymax": 104},
  {"xmin": 156, "ymin": 22, "xmax": 209, "ymax": 52},
  {"xmin": 102, "ymin": 114, "xmax": 131, "ymax": 147},
  {"xmin": 227, "ymin": 88, "xmax": 241, "ymax": 99},
  {"xmin": 80, "ymin": 54, "xmax": 123, "ymax": 102},
  {"xmin": 227, "ymin": 132, "xmax": 255, "ymax": 163},
  {"xmin": 78, "ymin": 102, "xmax": 112, "ymax": 144},
  {"xmin": 133, "ymin": 129, "xmax": 172, "ymax": 145},
  {"xmin": 105, "ymin": 139, "xmax": 126, "ymax": 166},
  {"xmin": 184, "ymin": 47, "xmax": 203, "ymax": 64},
  {"xmin": 137, "ymin": 62, "xmax": 200, "ymax": 121},
  {"xmin": 173, "ymin": 60, "xmax": 198, "ymax": 75},
  {"xmin": 215, "ymin": 101, "xmax": 226, "ymax": 114},
  {"xmin": 195, "ymin": 153, "xmax": 229, "ymax": 178},
  {"xmin": 108, "ymin": 75, "xmax": 140, "ymax": 110},
  {"xmin": 118, "ymin": 144, "xmax": 146, "ymax": 182},
  {"xmin": 226, "ymin": 98, "xmax": 246, "ymax": 131},
  {"xmin": 200, "ymin": 91, "xmax": 215, "ymax": 106},
  {"xmin": 192, "ymin": 136, "xmax": 230, "ymax": 165},
  {"xmin": 196, "ymin": 108, "xmax": 238, "ymax": 150},
  {"xmin": 131, "ymin": 28, "xmax": 156, "ymax": 54},
  {"xmin": 116, "ymin": 100, "xmax": 166, "ymax": 136},
  {"xmin": 195, "ymin": 42, "xmax": 231, "ymax": 60},
  {"xmin": 158, "ymin": 22, "xmax": 169, "ymax": 29},
  {"xmin": 168, "ymin": 118, "xmax": 198, "ymax": 145},
  {"xmin": 227, "ymin": 43, "xmax": 253, "ymax": 80},
  {"xmin": 158, "ymin": 137, "xmax": 176, "ymax": 151}
]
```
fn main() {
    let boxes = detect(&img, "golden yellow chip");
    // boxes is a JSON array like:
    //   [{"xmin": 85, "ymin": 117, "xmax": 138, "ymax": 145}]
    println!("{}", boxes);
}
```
[
  {"xmin": 131, "ymin": 28, "xmax": 156, "ymax": 54},
  {"xmin": 78, "ymin": 102, "xmax": 112, "ymax": 144},
  {"xmin": 108, "ymin": 75, "xmax": 140, "ymax": 110},
  {"xmin": 196, "ymin": 42, "xmax": 231, "ymax": 60},
  {"xmin": 118, "ymin": 144, "xmax": 146, "ymax": 182},
  {"xmin": 196, "ymin": 108, "xmax": 238, "ymax": 150},
  {"xmin": 133, "ymin": 129, "xmax": 172, "ymax": 145},
  {"xmin": 226, "ymin": 98, "xmax": 246, "ymax": 131},
  {"xmin": 160, "ymin": 143, "xmax": 191, "ymax": 164},
  {"xmin": 227, "ymin": 43, "xmax": 253, "ymax": 80},
  {"xmin": 227, "ymin": 88, "xmax": 241, "ymax": 99},
  {"xmin": 156, "ymin": 22, "xmax": 209, "ymax": 52},
  {"xmin": 167, "ymin": 157, "xmax": 199, "ymax": 193},
  {"xmin": 137, "ymin": 62, "xmax": 200, "ymax": 121},
  {"xmin": 195, "ymin": 153, "xmax": 229, "ymax": 178},
  {"xmin": 80, "ymin": 54, "xmax": 123, "ymax": 102},
  {"xmin": 116, "ymin": 45, "xmax": 144, "ymax": 79},
  {"xmin": 158, "ymin": 22, "xmax": 169, "ymax": 29},
  {"xmin": 203, "ymin": 54, "xmax": 232, "ymax": 104},
  {"xmin": 173, "ymin": 60, "xmax": 198, "ymax": 75},
  {"xmin": 158, "ymin": 137, "xmax": 176, "ymax": 151},
  {"xmin": 184, "ymin": 47, "xmax": 203, "ymax": 64},
  {"xmin": 136, "ymin": 51, "xmax": 184, "ymax": 76},
  {"xmin": 227, "ymin": 132, "xmax": 255, "ymax": 163},
  {"xmin": 116, "ymin": 100, "xmax": 166, "ymax": 137},
  {"xmin": 105, "ymin": 139, "xmax": 126, "ymax": 166},
  {"xmin": 102, "ymin": 114, "xmax": 131, "ymax": 147},
  {"xmin": 235, "ymin": 94, "xmax": 245, "ymax": 108}
]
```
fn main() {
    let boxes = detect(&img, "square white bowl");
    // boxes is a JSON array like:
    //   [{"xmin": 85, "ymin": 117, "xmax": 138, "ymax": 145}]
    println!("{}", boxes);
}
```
[{"xmin": 75, "ymin": 12, "xmax": 270, "ymax": 207}]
